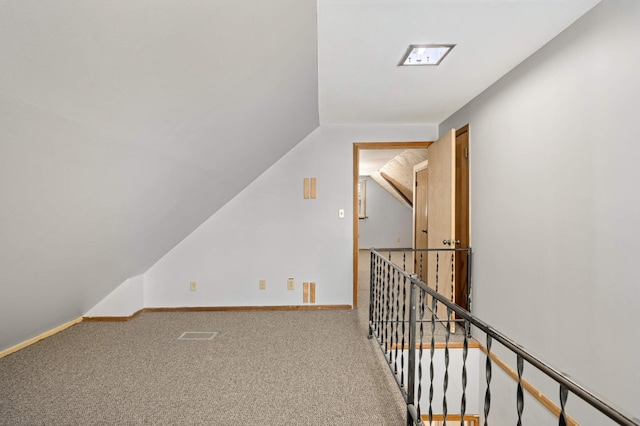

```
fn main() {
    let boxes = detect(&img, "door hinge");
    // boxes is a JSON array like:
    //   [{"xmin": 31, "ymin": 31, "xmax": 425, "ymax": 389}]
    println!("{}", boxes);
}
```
[{"xmin": 464, "ymin": 146, "xmax": 469, "ymax": 159}]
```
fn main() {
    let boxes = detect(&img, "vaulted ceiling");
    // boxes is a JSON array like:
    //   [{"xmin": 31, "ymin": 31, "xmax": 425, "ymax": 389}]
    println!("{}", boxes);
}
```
[{"xmin": 0, "ymin": 0, "xmax": 599, "ymax": 345}]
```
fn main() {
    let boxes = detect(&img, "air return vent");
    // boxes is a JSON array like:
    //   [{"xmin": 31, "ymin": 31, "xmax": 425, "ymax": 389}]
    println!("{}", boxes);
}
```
[{"xmin": 177, "ymin": 332, "xmax": 218, "ymax": 340}]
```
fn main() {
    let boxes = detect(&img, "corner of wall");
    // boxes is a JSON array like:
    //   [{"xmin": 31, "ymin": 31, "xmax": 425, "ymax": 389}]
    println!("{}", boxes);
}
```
[{"xmin": 84, "ymin": 275, "xmax": 144, "ymax": 318}]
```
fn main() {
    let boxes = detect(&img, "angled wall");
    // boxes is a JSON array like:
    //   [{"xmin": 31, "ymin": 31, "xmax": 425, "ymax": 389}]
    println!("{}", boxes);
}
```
[
  {"xmin": 144, "ymin": 125, "xmax": 437, "ymax": 308},
  {"xmin": 84, "ymin": 275, "xmax": 144, "ymax": 319},
  {"xmin": 440, "ymin": 0, "xmax": 640, "ymax": 419},
  {"xmin": 0, "ymin": 0, "xmax": 318, "ymax": 352}
]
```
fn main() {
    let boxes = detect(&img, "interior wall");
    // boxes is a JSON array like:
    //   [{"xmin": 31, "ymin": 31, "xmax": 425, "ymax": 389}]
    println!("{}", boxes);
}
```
[
  {"xmin": 0, "ymin": 0, "xmax": 318, "ymax": 352},
  {"xmin": 358, "ymin": 177, "xmax": 413, "ymax": 249},
  {"xmin": 84, "ymin": 275, "xmax": 144, "ymax": 318},
  {"xmin": 440, "ymin": 0, "xmax": 640, "ymax": 419},
  {"xmin": 144, "ymin": 125, "xmax": 437, "ymax": 308}
]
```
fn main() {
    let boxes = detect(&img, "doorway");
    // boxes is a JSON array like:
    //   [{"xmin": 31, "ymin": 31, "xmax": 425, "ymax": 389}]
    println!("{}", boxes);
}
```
[
  {"xmin": 352, "ymin": 141, "xmax": 431, "ymax": 308},
  {"xmin": 352, "ymin": 125, "xmax": 469, "ymax": 311}
]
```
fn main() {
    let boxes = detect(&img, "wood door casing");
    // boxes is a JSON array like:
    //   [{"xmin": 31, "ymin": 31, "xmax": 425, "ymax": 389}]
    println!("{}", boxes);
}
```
[
  {"xmin": 413, "ymin": 163, "xmax": 428, "ymax": 280},
  {"xmin": 455, "ymin": 125, "xmax": 470, "ymax": 310}
]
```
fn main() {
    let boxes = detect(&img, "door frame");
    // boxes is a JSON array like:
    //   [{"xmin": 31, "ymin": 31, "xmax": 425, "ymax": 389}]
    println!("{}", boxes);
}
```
[
  {"xmin": 412, "ymin": 159, "xmax": 429, "ymax": 251},
  {"xmin": 352, "ymin": 141, "xmax": 432, "ymax": 309},
  {"xmin": 413, "ymin": 159, "xmax": 429, "ymax": 279},
  {"xmin": 454, "ymin": 124, "xmax": 470, "ymax": 311}
]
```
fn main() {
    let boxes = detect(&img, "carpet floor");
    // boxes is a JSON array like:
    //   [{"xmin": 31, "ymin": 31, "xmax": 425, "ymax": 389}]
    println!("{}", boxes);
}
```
[
  {"xmin": 0, "ymin": 252, "xmax": 408, "ymax": 425},
  {"xmin": 0, "ymin": 308, "xmax": 408, "ymax": 425},
  {"xmin": 0, "ymin": 250, "xmax": 464, "ymax": 425}
]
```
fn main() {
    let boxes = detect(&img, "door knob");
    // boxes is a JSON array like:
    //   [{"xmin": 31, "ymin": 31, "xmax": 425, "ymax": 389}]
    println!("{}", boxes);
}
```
[{"xmin": 421, "ymin": 229, "xmax": 427, "ymax": 234}]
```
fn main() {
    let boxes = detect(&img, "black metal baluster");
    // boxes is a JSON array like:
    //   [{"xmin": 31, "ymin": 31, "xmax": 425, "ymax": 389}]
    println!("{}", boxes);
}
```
[
  {"xmin": 450, "ymin": 250, "xmax": 455, "ymax": 307},
  {"xmin": 417, "ymin": 290, "xmax": 425, "ymax": 421},
  {"xmin": 400, "ymin": 274, "xmax": 407, "ymax": 388},
  {"xmin": 435, "ymin": 252, "xmax": 440, "ymax": 318},
  {"xmin": 443, "ymin": 307, "xmax": 451, "ymax": 426},
  {"xmin": 378, "ymin": 257, "xmax": 387, "ymax": 342},
  {"xmin": 376, "ymin": 255, "xmax": 383, "ymax": 336},
  {"xmin": 376, "ymin": 256, "xmax": 383, "ymax": 337},
  {"xmin": 389, "ymin": 265, "xmax": 397, "ymax": 363},
  {"xmin": 384, "ymin": 262, "xmax": 391, "ymax": 357},
  {"xmin": 395, "ymin": 271, "xmax": 401, "ymax": 371},
  {"xmin": 407, "ymin": 282, "xmax": 418, "ymax": 426},
  {"xmin": 428, "ymin": 289, "xmax": 437, "ymax": 424},
  {"xmin": 372, "ymin": 255, "xmax": 380, "ymax": 337},
  {"xmin": 461, "ymin": 320, "xmax": 468, "ymax": 425},
  {"xmin": 559, "ymin": 384, "xmax": 569, "ymax": 426},
  {"xmin": 369, "ymin": 251, "xmax": 375, "ymax": 338},
  {"xmin": 516, "ymin": 355, "xmax": 524, "ymax": 426},
  {"xmin": 393, "ymin": 269, "xmax": 399, "ymax": 373},
  {"xmin": 484, "ymin": 335, "xmax": 492, "ymax": 426}
]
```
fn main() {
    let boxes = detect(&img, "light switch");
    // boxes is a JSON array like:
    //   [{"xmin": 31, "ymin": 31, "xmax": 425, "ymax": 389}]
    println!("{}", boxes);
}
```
[{"xmin": 339, "ymin": 209, "xmax": 345, "ymax": 219}]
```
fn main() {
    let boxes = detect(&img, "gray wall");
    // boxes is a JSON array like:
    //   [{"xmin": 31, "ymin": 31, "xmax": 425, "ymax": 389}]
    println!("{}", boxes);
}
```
[
  {"xmin": 440, "ymin": 0, "xmax": 640, "ymax": 420},
  {"xmin": 0, "ymin": 0, "xmax": 319, "ymax": 352},
  {"xmin": 358, "ymin": 177, "xmax": 413, "ymax": 249},
  {"xmin": 144, "ymin": 125, "xmax": 437, "ymax": 308}
]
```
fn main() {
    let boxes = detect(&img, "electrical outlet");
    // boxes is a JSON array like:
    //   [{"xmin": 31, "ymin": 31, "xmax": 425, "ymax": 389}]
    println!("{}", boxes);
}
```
[
  {"xmin": 190, "ymin": 281, "xmax": 197, "ymax": 292},
  {"xmin": 259, "ymin": 279, "xmax": 266, "ymax": 290},
  {"xmin": 287, "ymin": 278, "xmax": 295, "ymax": 290}
]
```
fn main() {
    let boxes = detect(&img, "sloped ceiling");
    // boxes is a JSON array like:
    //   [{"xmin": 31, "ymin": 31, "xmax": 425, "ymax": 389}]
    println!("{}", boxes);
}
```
[
  {"xmin": 0, "ymin": 0, "xmax": 318, "ymax": 346},
  {"xmin": 369, "ymin": 172, "xmax": 410, "ymax": 207},
  {"xmin": 379, "ymin": 149, "xmax": 428, "ymax": 206},
  {"xmin": 361, "ymin": 149, "xmax": 427, "ymax": 207},
  {"xmin": 359, "ymin": 149, "xmax": 406, "ymax": 176}
]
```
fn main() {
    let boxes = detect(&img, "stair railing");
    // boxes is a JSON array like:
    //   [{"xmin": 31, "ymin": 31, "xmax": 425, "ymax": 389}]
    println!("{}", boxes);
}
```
[{"xmin": 368, "ymin": 248, "xmax": 639, "ymax": 426}]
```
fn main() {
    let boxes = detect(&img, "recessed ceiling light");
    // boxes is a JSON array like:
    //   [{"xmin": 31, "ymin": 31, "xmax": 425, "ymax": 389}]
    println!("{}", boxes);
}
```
[{"xmin": 399, "ymin": 44, "xmax": 455, "ymax": 66}]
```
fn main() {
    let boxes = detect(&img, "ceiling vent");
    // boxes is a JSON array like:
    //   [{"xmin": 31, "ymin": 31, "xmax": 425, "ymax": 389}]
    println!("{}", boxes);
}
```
[{"xmin": 399, "ymin": 44, "xmax": 455, "ymax": 66}]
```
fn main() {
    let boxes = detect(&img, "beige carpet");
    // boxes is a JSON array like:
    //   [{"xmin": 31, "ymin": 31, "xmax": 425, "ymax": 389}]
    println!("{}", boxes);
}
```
[
  {"xmin": 0, "ymin": 308, "xmax": 407, "ymax": 425},
  {"xmin": 0, "ymin": 251, "xmax": 407, "ymax": 426},
  {"xmin": 0, "ymin": 250, "xmax": 464, "ymax": 425}
]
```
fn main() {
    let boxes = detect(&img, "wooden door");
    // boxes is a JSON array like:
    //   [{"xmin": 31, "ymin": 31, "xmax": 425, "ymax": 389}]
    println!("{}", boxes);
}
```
[
  {"xmin": 413, "ymin": 162, "xmax": 428, "ymax": 280},
  {"xmin": 427, "ymin": 129, "xmax": 456, "ymax": 329}
]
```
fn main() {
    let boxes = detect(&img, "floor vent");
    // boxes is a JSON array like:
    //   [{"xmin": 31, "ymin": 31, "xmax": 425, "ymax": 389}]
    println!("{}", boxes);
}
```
[{"xmin": 177, "ymin": 332, "xmax": 218, "ymax": 340}]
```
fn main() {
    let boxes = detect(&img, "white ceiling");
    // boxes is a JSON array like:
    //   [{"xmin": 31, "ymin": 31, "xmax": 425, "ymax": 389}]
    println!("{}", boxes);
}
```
[{"xmin": 318, "ymin": 0, "xmax": 600, "ymax": 125}]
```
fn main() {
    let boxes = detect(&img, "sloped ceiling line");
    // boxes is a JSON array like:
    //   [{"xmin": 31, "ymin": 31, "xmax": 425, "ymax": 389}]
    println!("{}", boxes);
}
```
[{"xmin": 377, "ymin": 149, "xmax": 428, "ymax": 207}]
